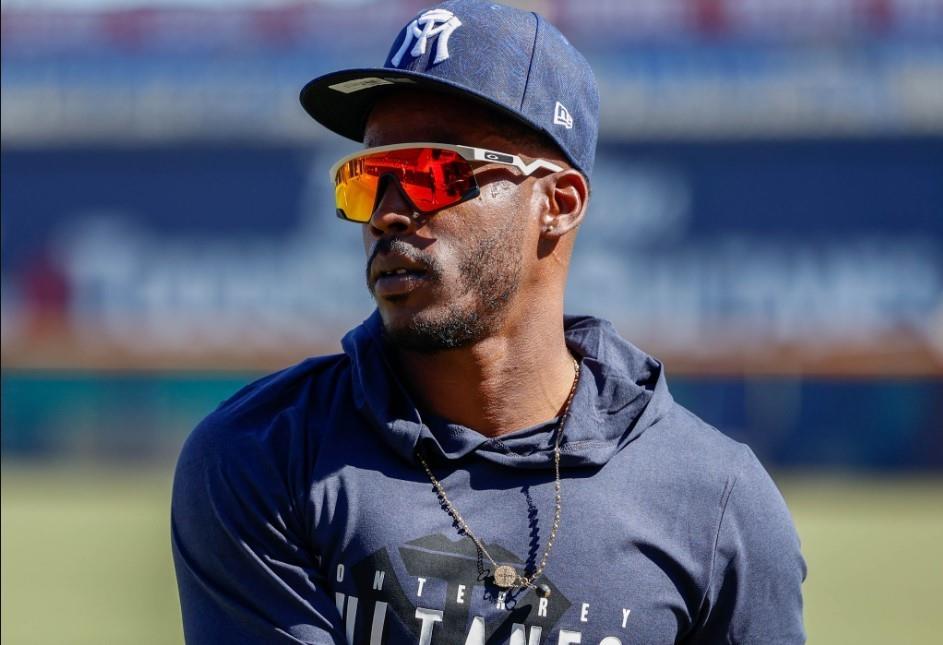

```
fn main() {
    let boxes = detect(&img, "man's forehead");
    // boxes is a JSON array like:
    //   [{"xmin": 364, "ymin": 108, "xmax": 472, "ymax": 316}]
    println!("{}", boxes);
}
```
[{"xmin": 364, "ymin": 91, "xmax": 517, "ymax": 147}]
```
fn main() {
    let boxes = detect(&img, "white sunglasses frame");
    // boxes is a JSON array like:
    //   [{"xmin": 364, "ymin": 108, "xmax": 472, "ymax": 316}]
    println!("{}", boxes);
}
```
[{"xmin": 328, "ymin": 142, "xmax": 564, "ymax": 182}]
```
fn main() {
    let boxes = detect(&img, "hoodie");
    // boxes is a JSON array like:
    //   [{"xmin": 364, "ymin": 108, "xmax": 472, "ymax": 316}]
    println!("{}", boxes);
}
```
[{"xmin": 172, "ymin": 312, "xmax": 806, "ymax": 645}]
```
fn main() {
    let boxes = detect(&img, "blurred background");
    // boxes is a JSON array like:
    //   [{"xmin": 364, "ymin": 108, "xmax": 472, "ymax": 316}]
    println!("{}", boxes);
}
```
[{"xmin": 1, "ymin": 0, "xmax": 941, "ymax": 642}]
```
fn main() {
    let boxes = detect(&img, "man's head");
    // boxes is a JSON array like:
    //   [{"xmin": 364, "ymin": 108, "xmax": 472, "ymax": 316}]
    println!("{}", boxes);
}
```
[
  {"xmin": 299, "ymin": 0, "xmax": 598, "ymax": 350},
  {"xmin": 359, "ymin": 90, "xmax": 588, "ymax": 351}
]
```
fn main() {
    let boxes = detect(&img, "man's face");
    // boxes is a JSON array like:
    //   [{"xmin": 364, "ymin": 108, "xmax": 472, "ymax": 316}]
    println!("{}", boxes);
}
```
[{"xmin": 361, "ymin": 92, "xmax": 545, "ymax": 352}]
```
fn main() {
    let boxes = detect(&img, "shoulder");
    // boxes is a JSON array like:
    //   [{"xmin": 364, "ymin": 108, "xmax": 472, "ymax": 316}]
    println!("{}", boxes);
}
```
[
  {"xmin": 653, "ymin": 403, "xmax": 803, "ymax": 572},
  {"xmin": 667, "ymin": 415, "xmax": 807, "ymax": 641},
  {"xmin": 631, "ymin": 399, "xmax": 798, "ymax": 550},
  {"xmin": 636, "ymin": 400, "xmax": 757, "ymax": 494},
  {"xmin": 213, "ymin": 353, "xmax": 350, "ymax": 430},
  {"xmin": 643, "ymin": 403, "xmax": 805, "ymax": 632},
  {"xmin": 175, "ymin": 352, "xmax": 351, "ymax": 478},
  {"xmin": 172, "ymin": 352, "xmax": 356, "ymax": 543},
  {"xmin": 662, "ymin": 403, "xmax": 789, "ymax": 511}
]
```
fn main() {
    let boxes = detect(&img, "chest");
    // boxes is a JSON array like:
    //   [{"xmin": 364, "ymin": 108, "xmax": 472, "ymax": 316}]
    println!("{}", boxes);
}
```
[{"xmin": 309, "ymin": 457, "xmax": 713, "ymax": 645}]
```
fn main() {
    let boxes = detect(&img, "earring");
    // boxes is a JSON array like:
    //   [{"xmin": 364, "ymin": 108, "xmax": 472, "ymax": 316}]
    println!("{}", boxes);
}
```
[{"xmin": 411, "ymin": 211, "xmax": 421, "ymax": 220}]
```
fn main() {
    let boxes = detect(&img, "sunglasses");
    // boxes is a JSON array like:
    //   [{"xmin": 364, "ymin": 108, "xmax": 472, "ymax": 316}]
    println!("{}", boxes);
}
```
[{"xmin": 329, "ymin": 142, "xmax": 564, "ymax": 223}]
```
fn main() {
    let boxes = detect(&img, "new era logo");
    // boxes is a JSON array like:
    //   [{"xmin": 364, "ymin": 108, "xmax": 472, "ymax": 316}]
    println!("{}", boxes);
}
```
[{"xmin": 554, "ymin": 101, "xmax": 573, "ymax": 129}]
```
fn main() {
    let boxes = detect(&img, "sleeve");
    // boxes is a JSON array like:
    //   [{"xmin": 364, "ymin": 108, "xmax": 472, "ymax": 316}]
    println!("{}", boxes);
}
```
[
  {"xmin": 171, "ymin": 416, "xmax": 345, "ymax": 644},
  {"xmin": 692, "ymin": 446, "xmax": 807, "ymax": 644}
]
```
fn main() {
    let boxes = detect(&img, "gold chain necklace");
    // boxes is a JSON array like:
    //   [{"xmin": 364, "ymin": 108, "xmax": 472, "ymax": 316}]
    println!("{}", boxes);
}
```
[{"xmin": 416, "ymin": 357, "xmax": 580, "ymax": 597}]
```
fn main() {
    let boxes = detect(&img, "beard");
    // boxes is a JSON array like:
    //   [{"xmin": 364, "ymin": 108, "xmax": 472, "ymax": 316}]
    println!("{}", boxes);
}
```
[{"xmin": 368, "ymin": 218, "xmax": 524, "ymax": 353}]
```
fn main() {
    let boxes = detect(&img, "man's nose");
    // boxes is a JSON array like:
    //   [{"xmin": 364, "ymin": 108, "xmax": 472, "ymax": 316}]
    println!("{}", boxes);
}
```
[{"xmin": 368, "ymin": 177, "xmax": 418, "ymax": 237}]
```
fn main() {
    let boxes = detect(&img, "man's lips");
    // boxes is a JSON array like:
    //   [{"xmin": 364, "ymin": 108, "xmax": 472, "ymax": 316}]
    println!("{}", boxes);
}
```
[
  {"xmin": 370, "ymin": 255, "xmax": 427, "ymax": 281},
  {"xmin": 369, "ymin": 251, "xmax": 431, "ymax": 297},
  {"xmin": 373, "ymin": 270, "xmax": 430, "ymax": 298}
]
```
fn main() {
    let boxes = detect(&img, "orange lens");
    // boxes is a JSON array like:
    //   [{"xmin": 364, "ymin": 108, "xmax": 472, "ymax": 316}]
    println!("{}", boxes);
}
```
[{"xmin": 334, "ymin": 148, "xmax": 476, "ymax": 222}]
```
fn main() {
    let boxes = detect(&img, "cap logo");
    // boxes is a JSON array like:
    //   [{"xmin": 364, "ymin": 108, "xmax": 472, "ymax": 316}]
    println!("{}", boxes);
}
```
[
  {"xmin": 390, "ymin": 9, "xmax": 463, "ymax": 67},
  {"xmin": 554, "ymin": 101, "xmax": 574, "ymax": 129}
]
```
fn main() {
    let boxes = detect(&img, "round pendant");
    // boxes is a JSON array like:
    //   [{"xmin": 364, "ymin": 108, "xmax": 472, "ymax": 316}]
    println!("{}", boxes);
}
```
[{"xmin": 493, "ymin": 565, "xmax": 518, "ymax": 589}]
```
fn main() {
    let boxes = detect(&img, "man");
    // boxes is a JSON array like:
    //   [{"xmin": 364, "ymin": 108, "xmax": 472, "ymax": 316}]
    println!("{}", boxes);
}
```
[{"xmin": 171, "ymin": 1, "xmax": 806, "ymax": 643}]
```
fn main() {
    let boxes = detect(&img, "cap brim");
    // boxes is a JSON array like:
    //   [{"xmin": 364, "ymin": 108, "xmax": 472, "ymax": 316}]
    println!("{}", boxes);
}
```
[{"xmin": 299, "ymin": 68, "xmax": 547, "ymax": 145}]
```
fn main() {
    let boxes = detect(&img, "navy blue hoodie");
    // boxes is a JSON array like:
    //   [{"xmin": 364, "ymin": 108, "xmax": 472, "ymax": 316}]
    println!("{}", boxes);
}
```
[{"xmin": 172, "ymin": 312, "xmax": 806, "ymax": 644}]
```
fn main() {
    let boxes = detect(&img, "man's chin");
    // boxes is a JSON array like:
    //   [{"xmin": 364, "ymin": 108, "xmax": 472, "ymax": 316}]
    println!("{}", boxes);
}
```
[{"xmin": 379, "ymin": 306, "xmax": 488, "ymax": 354}]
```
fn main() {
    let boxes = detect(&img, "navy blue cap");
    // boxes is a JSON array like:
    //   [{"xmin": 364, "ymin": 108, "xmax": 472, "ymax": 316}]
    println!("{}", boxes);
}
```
[{"xmin": 299, "ymin": 0, "xmax": 599, "ymax": 179}]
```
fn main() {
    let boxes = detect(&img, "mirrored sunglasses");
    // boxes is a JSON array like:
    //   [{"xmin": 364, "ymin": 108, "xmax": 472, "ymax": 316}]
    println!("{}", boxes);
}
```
[{"xmin": 329, "ymin": 143, "xmax": 563, "ymax": 223}]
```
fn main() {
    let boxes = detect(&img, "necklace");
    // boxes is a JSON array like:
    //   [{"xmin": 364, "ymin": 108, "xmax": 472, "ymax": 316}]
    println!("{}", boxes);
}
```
[{"xmin": 416, "ymin": 357, "xmax": 580, "ymax": 596}]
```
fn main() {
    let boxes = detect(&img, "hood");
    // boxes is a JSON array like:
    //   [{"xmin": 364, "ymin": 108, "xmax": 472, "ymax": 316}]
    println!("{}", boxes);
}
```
[{"xmin": 341, "ymin": 311, "xmax": 674, "ymax": 470}]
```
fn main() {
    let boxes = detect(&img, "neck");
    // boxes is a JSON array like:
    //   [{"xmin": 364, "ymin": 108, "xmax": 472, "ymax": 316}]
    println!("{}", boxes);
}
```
[{"xmin": 391, "ymin": 314, "xmax": 577, "ymax": 438}]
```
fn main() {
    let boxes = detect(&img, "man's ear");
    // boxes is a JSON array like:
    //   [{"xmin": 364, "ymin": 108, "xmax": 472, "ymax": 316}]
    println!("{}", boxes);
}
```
[{"xmin": 540, "ymin": 169, "xmax": 589, "ymax": 238}]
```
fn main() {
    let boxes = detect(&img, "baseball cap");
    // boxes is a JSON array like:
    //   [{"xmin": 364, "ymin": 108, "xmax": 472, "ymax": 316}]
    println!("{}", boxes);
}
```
[{"xmin": 299, "ymin": 0, "xmax": 599, "ymax": 179}]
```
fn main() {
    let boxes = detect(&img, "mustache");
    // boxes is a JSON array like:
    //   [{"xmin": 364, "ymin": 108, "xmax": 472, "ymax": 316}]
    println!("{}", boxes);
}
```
[{"xmin": 365, "ymin": 237, "xmax": 440, "ymax": 285}]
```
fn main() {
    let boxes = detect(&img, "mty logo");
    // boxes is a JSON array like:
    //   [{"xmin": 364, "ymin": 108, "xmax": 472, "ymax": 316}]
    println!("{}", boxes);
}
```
[
  {"xmin": 554, "ymin": 102, "xmax": 574, "ymax": 129},
  {"xmin": 391, "ymin": 9, "xmax": 463, "ymax": 67}
]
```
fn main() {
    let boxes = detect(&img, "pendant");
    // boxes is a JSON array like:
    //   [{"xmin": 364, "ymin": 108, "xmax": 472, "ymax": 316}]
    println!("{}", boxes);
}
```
[{"xmin": 493, "ymin": 565, "xmax": 518, "ymax": 589}]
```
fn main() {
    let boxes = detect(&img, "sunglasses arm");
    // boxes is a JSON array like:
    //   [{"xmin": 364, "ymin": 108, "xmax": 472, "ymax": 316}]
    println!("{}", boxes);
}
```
[{"xmin": 462, "ymin": 146, "xmax": 564, "ymax": 177}]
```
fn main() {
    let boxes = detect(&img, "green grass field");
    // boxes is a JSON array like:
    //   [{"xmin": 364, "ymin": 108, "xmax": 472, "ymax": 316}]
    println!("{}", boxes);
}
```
[{"xmin": 2, "ymin": 465, "xmax": 941, "ymax": 644}]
